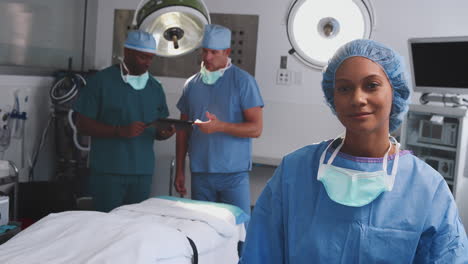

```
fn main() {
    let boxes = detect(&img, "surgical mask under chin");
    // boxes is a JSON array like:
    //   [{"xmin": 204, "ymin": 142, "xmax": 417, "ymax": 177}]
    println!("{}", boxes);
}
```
[
  {"xmin": 317, "ymin": 135, "xmax": 400, "ymax": 207},
  {"xmin": 120, "ymin": 62, "xmax": 149, "ymax": 90},
  {"xmin": 200, "ymin": 58, "xmax": 232, "ymax": 85}
]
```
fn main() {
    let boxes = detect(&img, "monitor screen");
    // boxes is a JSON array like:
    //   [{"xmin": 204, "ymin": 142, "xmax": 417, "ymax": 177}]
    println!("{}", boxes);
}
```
[{"xmin": 409, "ymin": 37, "xmax": 468, "ymax": 94}]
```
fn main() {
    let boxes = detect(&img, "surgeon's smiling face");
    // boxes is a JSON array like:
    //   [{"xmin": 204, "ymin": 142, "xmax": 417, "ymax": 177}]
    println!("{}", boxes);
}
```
[{"xmin": 333, "ymin": 56, "xmax": 393, "ymax": 135}]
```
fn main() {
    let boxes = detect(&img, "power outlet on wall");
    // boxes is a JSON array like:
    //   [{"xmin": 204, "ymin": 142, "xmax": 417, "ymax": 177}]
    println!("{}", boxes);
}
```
[{"xmin": 276, "ymin": 69, "xmax": 292, "ymax": 85}]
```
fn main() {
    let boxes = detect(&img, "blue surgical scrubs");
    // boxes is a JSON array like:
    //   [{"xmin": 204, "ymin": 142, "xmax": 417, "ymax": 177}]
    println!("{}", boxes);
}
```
[
  {"xmin": 191, "ymin": 172, "xmax": 251, "ymax": 216},
  {"xmin": 176, "ymin": 64, "xmax": 264, "ymax": 215},
  {"xmin": 240, "ymin": 140, "xmax": 468, "ymax": 263},
  {"xmin": 73, "ymin": 65, "xmax": 169, "ymax": 211}
]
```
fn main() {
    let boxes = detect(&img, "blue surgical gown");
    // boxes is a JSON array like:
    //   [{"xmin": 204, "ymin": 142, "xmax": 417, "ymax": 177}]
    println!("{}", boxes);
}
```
[
  {"xmin": 240, "ymin": 140, "xmax": 468, "ymax": 264},
  {"xmin": 176, "ymin": 64, "xmax": 264, "ymax": 173}
]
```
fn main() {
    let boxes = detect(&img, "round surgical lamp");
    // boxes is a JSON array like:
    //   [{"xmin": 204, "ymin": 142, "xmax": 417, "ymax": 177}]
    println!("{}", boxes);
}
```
[
  {"xmin": 286, "ymin": 0, "xmax": 375, "ymax": 69},
  {"xmin": 132, "ymin": 0, "xmax": 211, "ymax": 57}
]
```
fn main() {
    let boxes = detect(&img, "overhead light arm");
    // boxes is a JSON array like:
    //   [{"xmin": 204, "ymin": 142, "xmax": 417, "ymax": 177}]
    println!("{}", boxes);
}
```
[{"xmin": 131, "ymin": 0, "xmax": 148, "ymax": 29}]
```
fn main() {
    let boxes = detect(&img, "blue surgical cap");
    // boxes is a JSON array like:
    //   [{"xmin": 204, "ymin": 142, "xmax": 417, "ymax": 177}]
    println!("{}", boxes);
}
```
[
  {"xmin": 202, "ymin": 24, "xmax": 231, "ymax": 50},
  {"xmin": 322, "ymin": 39, "xmax": 412, "ymax": 132},
  {"xmin": 124, "ymin": 30, "xmax": 157, "ymax": 54}
]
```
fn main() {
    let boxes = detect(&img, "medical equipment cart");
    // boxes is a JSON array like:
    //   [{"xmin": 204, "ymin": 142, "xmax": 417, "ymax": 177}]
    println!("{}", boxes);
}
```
[
  {"xmin": 400, "ymin": 104, "xmax": 468, "ymax": 228},
  {"xmin": 0, "ymin": 160, "xmax": 21, "ymax": 244}
]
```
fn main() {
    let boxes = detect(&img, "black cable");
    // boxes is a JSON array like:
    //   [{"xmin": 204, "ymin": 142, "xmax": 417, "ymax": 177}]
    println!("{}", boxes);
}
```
[
  {"xmin": 29, "ymin": 114, "xmax": 54, "ymax": 181},
  {"xmin": 186, "ymin": 236, "xmax": 198, "ymax": 264}
]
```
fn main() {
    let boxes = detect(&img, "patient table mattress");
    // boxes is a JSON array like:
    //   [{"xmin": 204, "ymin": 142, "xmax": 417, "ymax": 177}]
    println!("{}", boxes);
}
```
[{"xmin": 0, "ymin": 198, "xmax": 245, "ymax": 264}]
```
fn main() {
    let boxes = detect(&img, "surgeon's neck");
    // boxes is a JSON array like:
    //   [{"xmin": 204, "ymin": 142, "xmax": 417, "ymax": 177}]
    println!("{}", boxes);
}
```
[{"xmin": 341, "ymin": 129, "xmax": 394, "ymax": 158}]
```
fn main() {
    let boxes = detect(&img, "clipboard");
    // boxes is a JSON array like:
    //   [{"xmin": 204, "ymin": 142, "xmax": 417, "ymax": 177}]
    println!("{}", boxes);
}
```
[{"xmin": 147, "ymin": 118, "xmax": 194, "ymax": 131}]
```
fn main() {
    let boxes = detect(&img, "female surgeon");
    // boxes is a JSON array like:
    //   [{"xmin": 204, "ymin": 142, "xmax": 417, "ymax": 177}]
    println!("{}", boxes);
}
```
[{"xmin": 239, "ymin": 39, "xmax": 468, "ymax": 263}]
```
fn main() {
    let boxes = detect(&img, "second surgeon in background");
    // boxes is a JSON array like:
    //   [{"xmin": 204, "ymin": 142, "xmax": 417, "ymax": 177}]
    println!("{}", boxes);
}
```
[
  {"xmin": 74, "ymin": 31, "xmax": 175, "ymax": 212},
  {"xmin": 175, "ymin": 24, "xmax": 264, "ymax": 216},
  {"xmin": 240, "ymin": 39, "xmax": 468, "ymax": 263}
]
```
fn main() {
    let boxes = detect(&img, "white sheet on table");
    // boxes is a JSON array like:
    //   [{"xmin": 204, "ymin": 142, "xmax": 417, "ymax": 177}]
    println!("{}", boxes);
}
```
[
  {"xmin": 110, "ymin": 198, "xmax": 244, "ymax": 255},
  {"xmin": 0, "ymin": 211, "xmax": 192, "ymax": 264},
  {"xmin": 111, "ymin": 198, "xmax": 238, "ymax": 237}
]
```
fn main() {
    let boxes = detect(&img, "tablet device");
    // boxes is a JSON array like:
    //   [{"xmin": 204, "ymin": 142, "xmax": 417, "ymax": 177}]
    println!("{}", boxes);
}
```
[{"xmin": 148, "ymin": 118, "xmax": 193, "ymax": 131}]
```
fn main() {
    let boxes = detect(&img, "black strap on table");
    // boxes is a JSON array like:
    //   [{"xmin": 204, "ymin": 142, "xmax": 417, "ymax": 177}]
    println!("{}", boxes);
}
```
[{"xmin": 186, "ymin": 236, "xmax": 198, "ymax": 264}]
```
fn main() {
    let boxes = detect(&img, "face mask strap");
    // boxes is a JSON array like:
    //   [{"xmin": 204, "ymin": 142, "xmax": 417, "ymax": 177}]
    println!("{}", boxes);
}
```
[
  {"xmin": 319, "ymin": 134, "xmax": 344, "ymax": 166},
  {"xmin": 117, "ymin": 56, "xmax": 130, "ymax": 75},
  {"xmin": 328, "ymin": 140, "xmax": 344, "ymax": 165},
  {"xmin": 319, "ymin": 134, "xmax": 401, "ymax": 182},
  {"xmin": 390, "ymin": 142, "xmax": 400, "ymax": 176},
  {"xmin": 388, "ymin": 136, "xmax": 400, "ymax": 175},
  {"xmin": 328, "ymin": 132, "xmax": 347, "ymax": 165},
  {"xmin": 219, "ymin": 57, "xmax": 232, "ymax": 74},
  {"xmin": 386, "ymin": 136, "xmax": 401, "ymax": 191},
  {"xmin": 120, "ymin": 63, "xmax": 128, "ymax": 83},
  {"xmin": 121, "ymin": 61, "xmax": 130, "ymax": 74},
  {"xmin": 381, "ymin": 141, "xmax": 392, "ymax": 171},
  {"xmin": 318, "ymin": 138, "xmax": 336, "ymax": 179}
]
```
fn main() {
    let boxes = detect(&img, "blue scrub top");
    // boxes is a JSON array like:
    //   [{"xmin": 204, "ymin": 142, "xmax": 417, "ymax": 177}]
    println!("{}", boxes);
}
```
[
  {"xmin": 241, "ymin": 140, "xmax": 468, "ymax": 264},
  {"xmin": 177, "ymin": 64, "xmax": 264, "ymax": 173},
  {"xmin": 73, "ymin": 65, "xmax": 169, "ymax": 175}
]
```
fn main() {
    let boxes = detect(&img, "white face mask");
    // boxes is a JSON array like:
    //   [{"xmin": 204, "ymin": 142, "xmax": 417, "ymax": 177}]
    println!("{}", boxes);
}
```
[
  {"xmin": 120, "ymin": 61, "xmax": 149, "ymax": 90},
  {"xmin": 317, "ymin": 135, "xmax": 400, "ymax": 207},
  {"xmin": 200, "ymin": 58, "xmax": 232, "ymax": 85}
]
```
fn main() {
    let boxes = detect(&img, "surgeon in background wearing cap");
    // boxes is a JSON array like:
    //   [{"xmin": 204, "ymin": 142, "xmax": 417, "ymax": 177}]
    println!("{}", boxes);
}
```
[
  {"xmin": 73, "ymin": 30, "xmax": 175, "ymax": 212},
  {"xmin": 240, "ymin": 39, "xmax": 468, "ymax": 263},
  {"xmin": 175, "ymin": 24, "xmax": 264, "ymax": 218}
]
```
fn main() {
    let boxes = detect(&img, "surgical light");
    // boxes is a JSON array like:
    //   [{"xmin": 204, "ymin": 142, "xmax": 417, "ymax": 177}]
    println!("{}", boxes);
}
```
[
  {"xmin": 132, "ymin": 0, "xmax": 210, "ymax": 57},
  {"xmin": 318, "ymin": 17, "xmax": 340, "ymax": 39},
  {"xmin": 286, "ymin": 0, "xmax": 374, "ymax": 69}
]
